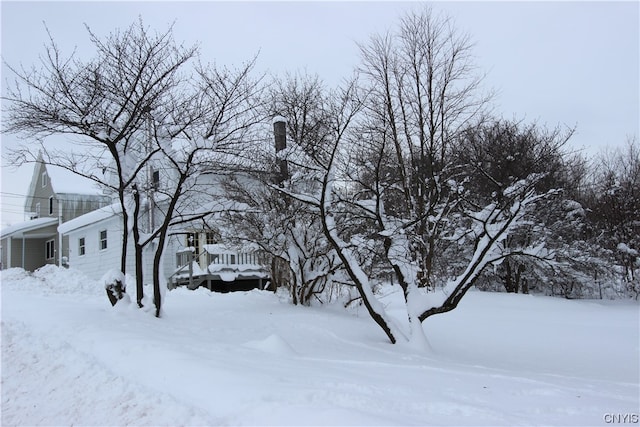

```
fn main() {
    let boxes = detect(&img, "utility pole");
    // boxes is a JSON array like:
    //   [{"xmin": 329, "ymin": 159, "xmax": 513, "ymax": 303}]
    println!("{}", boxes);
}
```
[{"xmin": 143, "ymin": 106, "xmax": 154, "ymax": 234}]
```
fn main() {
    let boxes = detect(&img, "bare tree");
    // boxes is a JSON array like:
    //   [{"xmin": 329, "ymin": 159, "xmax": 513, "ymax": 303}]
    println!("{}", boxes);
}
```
[
  {"xmin": 3, "ymin": 19, "xmax": 197, "ymax": 306},
  {"xmin": 141, "ymin": 57, "xmax": 266, "ymax": 316},
  {"xmin": 305, "ymin": 7, "xmax": 555, "ymax": 346},
  {"xmin": 356, "ymin": 6, "xmax": 492, "ymax": 290},
  {"xmin": 219, "ymin": 73, "xmax": 345, "ymax": 306},
  {"xmin": 2, "ymin": 19, "xmax": 266, "ymax": 315}
]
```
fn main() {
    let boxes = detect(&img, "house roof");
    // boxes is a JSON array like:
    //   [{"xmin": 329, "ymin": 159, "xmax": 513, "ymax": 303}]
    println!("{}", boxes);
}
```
[
  {"xmin": 24, "ymin": 156, "xmax": 108, "ymax": 212},
  {"xmin": 57, "ymin": 202, "xmax": 122, "ymax": 235},
  {"xmin": 46, "ymin": 164, "xmax": 105, "ymax": 195},
  {"xmin": 0, "ymin": 217, "xmax": 59, "ymax": 239}
]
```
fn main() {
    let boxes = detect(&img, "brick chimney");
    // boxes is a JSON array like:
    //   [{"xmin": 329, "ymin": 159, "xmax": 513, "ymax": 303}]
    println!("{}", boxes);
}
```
[{"xmin": 273, "ymin": 116, "xmax": 289, "ymax": 185}]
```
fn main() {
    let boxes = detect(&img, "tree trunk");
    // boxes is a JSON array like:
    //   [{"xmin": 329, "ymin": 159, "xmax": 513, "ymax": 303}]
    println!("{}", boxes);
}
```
[
  {"xmin": 152, "ymin": 237, "xmax": 165, "ymax": 318},
  {"xmin": 132, "ymin": 185, "xmax": 145, "ymax": 307},
  {"xmin": 119, "ymin": 190, "xmax": 129, "ymax": 275}
]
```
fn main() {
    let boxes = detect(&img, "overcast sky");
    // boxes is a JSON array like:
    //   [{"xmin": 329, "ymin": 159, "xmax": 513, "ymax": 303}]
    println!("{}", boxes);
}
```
[{"xmin": 1, "ymin": 1, "xmax": 638, "ymax": 228}]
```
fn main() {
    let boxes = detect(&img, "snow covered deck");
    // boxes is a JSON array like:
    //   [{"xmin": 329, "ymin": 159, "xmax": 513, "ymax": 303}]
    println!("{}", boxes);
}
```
[{"xmin": 171, "ymin": 244, "xmax": 270, "ymax": 292}]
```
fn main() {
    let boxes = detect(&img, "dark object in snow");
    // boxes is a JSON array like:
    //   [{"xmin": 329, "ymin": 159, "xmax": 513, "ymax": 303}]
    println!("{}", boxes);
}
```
[{"xmin": 105, "ymin": 279, "xmax": 126, "ymax": 306}]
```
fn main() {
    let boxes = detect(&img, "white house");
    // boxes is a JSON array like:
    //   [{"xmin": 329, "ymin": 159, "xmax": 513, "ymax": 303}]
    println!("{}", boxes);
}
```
[
  {"xmin": 58, "ymin": 174, "xmax": 270, "ymax": 292},
  {"xmin": 45, "ymin": 118, "xmax": 286, "ymax": 291}
]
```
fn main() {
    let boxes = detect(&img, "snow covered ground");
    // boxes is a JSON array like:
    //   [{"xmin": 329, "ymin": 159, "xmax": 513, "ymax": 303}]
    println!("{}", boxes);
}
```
[{"xmin": 2, "ymin": 265, "xmax": 638, "ymax": 426}]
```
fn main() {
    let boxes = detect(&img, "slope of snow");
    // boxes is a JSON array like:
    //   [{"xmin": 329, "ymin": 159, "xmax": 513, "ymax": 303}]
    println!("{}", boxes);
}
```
[
  {"xmin": 45, "ymin": 163, "xmax": 105, "ymax": 195},
  {"xmin": 0, "ymin": 217, "xmax": 58, "ymax": 238},
  {"xmin": 1, "ymin": 266, "xmax": 638, "ymax": 426},
  {"xmin": 57, "ymin": 201, "xmax": 121, "ymax": 234}
]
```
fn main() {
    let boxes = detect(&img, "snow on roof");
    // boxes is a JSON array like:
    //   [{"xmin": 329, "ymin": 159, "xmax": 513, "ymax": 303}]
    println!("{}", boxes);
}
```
[
  {"xmin": 58, "ymin": 202, "xmax": 122, "ymax": 235},
  {"xmin": 46, "ymin": 164, "xmax": 104, "ymax": 195},
  {"xmin": 0, "ymin": 217, "xmax": 59, "ymax": 238}
]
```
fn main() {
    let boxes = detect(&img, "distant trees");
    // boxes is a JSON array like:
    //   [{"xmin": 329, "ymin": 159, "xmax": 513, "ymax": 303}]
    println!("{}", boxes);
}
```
[
  {"xmin": 584, "ymin": 138, "xmax": 640, "ymax": 297},
  {"xmin": 453, "ymin": 120, "xmax": 576, "ymax": 294}
]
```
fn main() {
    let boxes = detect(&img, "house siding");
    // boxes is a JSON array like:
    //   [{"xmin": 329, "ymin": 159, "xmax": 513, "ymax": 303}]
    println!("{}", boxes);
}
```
[
  {"xmin": 65, "ymin": 216, "xmax": 177, "ymax": 284},
  {"xmin": 1, "ymin": 237, "xmax": 9, "ymax": 269},
  {"xmin": 66, "ymin": 216, "xmax": 124, "ymax": 281},
  {"xmin": 3, "ymin": 237, "xmax": 49, "ymax": 271},
  {"xmin": 28, "ymin": 163, "xmax": 110, "ymax": 222},
  {"xmin": 28, "ymin": 163, "xmax": 54, "ymax": 218}
]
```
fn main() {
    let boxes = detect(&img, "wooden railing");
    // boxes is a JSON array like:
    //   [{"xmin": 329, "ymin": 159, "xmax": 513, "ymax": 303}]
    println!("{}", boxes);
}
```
[{"xmin": 175, "ymin": 249, "xmax": 270, "ymax": 270}]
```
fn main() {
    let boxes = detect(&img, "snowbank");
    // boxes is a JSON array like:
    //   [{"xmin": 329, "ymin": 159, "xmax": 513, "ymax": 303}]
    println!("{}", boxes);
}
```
[{"xmin": 1, "ymin": 265, "xmax": 103, "ymax": 297}]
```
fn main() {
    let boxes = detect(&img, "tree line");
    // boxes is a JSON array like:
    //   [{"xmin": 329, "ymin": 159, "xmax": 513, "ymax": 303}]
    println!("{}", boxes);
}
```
[{"xmin": 3, "ymin": 8, "xmax": 637, "ymax": 344}]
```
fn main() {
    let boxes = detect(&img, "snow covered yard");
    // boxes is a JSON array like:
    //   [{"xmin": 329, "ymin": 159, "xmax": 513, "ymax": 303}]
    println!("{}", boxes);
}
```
[{"xmin": 1, "ymin": 266, "xmax": 638, "ymax": 426}]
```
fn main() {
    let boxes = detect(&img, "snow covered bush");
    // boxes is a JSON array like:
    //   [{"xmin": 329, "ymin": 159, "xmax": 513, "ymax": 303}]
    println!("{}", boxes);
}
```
[{"xmin": 101, "ymin": 269, "xmax": 129, "ymax": 306}]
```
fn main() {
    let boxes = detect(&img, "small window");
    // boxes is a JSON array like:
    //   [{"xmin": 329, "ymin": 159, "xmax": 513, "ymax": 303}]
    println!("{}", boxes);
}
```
[
  {"xmin": 186, "ymin": 232, "xmax": 200, "ymax": 257},
  {"xmin": 45, "ymin": 239, "xmax": 55, "ymax": 260},
  {"xmin": 48, "ymin": 196, "xmax": 54, "ymax": 216},
  {"xmin": 205, "ymin": 232, "xmax": 216, "ymax": 245},
  {"xmin": 35, "ymin": 203, "xmax": 41, "ymax": 218},
  {"xmin": 99, "ymin": 230, "xmax": 107, "ymax": 250},
  {"xmin": 79, "ymin": 237, "xmax": 86, "ymax": 256},
  {"xmin": 41, "ymin": 171, "xmax": 48, "ymax": 188},
  {"xmin": 152, "ymin": 170, "xmax": 160, "ymax": 190}
]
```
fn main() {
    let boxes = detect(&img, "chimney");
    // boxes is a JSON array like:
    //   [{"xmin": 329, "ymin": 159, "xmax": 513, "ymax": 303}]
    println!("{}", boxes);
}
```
[{"xmin": 273, "ymin": 116, "xmax": 289, "ymax": 185}]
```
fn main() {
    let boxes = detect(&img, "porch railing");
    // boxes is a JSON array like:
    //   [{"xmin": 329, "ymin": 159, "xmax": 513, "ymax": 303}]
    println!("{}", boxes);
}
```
[{"xmin": 175, "ymin": 248, "xmax": 270, "ymax": 270}]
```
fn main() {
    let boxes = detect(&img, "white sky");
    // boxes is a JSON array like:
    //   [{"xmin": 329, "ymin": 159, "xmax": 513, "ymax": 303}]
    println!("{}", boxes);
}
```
[{"xmin": 1, "ymin": 1, "xmax": 638, "ymax": 228}]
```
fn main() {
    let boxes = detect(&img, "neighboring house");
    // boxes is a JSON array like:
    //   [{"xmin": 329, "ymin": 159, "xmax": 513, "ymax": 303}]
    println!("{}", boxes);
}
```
[{"xmin": 0, "ymin": 156, "xmax": 111, "ymax": 271}]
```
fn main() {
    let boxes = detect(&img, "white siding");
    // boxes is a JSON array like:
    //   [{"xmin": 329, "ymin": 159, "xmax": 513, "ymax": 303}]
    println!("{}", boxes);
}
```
[
  {"xmin": 66, "ymin": 216, "xmax": 124, "ymax": 281},
  {"xmin": 66, "ymin": 216, "xmax": 180, "ymax": 284}
]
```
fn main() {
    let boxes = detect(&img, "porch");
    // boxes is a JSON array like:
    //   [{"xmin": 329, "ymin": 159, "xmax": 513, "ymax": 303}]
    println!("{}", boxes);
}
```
[{"xmin": 170, "ymin": 244, "xmax": 270, "ymax": 292}]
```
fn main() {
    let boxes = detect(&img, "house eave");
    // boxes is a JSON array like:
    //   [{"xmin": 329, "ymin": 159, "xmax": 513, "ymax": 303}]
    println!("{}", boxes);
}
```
[{"xmin": 0, "ymin": 217, "xmax": 59, "ymax": 239}]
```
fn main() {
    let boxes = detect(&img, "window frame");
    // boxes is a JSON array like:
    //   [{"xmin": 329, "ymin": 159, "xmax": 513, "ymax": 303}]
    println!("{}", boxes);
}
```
[
  {"xmin": 152, "ymin": 169, "xmax": 160, "ymax": 190},
  {"xmin": 45, "ymin": 239, "xmax": 55, "ymax": 260},
  {"xmin": 48, "ymin": 196, "xmax": 54, "ymax": 216},
  {"xmin": 35, "ymin": 203, "xmax": 41, "ymax": 218},
  {"xmin": 41, "ymin": 171, "xmax": 48, "ymax": 188},
  {"xmin": 186, "ymin": 232, "xmax": 200, "ymax": 258},
  {"xmin": 99, "ymin": 230, "xmax": 108, "ymax": 251},
  {"xmin": 205, "ymin": 232, "xmax": 216, "ymax": 245},
  {"xmin": 78, "ymin": 237, "xmax": 86, "ymax": 256}
]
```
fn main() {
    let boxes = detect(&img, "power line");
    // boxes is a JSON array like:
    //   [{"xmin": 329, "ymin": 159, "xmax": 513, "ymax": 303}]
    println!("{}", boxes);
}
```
[{"xmin": 0, "ymin": 191, "xmax": 110, "ymax": 202}]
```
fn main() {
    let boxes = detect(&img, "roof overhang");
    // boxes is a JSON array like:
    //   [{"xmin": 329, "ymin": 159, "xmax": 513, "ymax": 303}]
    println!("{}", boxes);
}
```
[{"xmin": 0, "ymin": 217, "xmax": 59, "ymax": 239}]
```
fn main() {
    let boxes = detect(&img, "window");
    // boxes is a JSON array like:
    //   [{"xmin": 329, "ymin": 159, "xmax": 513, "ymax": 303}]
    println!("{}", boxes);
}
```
[
  {"xmin": 152, "ymin": 170, "xmax": 160, "ymax": 190},
  {"xmin": 45, "ymin": 239, "xmax": 55, "ymax": 260},
  {"xmin": 186, "ymin": 232, "xmax": 200, "ymax": 258},
  {"xmin": 99, "ymin": 230, "xmax": 107, "ymax": 250},
  {"xmin": 35, "ymin": 203, "xmax": 41, "ymax": 218},
  {"xmin": 41, "ymin": 171, "xmax": 48, "ymax": 188},
  {"xmin": 205, "ymin": 232, "xmax": 216, "ymax": 245},
  {"xmin": 48, "ymin": 196, "xmax": 54, "ymax": 216},
  {"xmin": 79, "ymin": 237, "xmax": 86, "ymax": 256}
]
